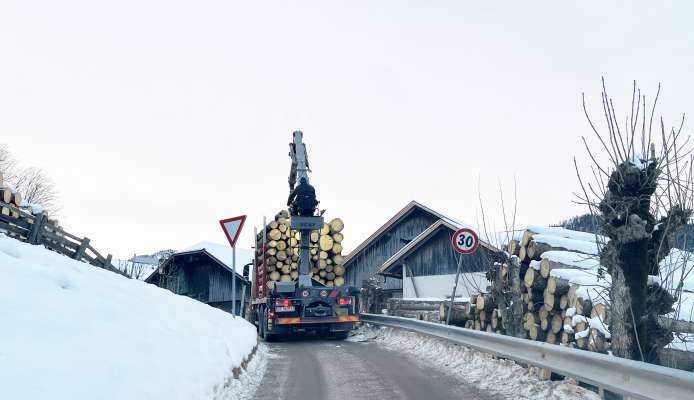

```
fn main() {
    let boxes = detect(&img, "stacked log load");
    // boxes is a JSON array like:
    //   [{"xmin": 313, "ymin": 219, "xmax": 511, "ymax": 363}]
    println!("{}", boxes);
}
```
[
  {"xmin": 0, "ymin": 172, "xmax": 24, "ymax": 219},
  {"xmin": 256, "ymin": 210, "xmax": 346, "ymax": 290},
  {"xmin": 467, "ymin": 226, "xmax": 613, "ymax": 353}
]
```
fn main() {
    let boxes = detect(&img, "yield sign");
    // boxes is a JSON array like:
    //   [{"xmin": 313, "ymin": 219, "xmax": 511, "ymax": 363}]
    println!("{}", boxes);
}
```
[{"xmin": 219, "ymin": 215, "xmax": 247, "ymax": 247}]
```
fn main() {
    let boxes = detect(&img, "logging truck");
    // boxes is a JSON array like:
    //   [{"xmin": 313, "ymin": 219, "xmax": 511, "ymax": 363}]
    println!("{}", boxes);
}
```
[{"xmin": 249, "ymin": 131, "xmax": 360, "ymax": 340}]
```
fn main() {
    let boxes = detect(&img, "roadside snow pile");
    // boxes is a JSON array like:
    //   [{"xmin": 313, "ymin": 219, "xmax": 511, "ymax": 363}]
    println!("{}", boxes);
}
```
[
  {"xmin": 0, "ymin": 235, "xmax": 261, "ymax": 400},
  {"xmin": 351, "ymin": 325, "xmax": 599, "ymax": 400}
]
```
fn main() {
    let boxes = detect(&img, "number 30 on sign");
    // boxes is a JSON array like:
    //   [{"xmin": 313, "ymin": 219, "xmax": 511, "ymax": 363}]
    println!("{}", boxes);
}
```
[{"xmin": 451, "ymin": 227, "xmax": 480, "ymax": 254}]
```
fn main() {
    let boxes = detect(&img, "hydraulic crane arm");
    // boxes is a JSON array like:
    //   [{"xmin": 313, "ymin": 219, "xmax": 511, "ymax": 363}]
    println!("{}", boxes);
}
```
[{"xmin": 288, "ymin": 130, "xmax": 311, "ymax": 191}]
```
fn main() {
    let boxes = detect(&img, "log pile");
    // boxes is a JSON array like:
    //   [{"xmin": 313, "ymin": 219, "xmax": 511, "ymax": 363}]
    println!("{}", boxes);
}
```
[
  {"xmin": 0, "ymin": 172, "xmax": 24, "ymax": 219},
  {"xmin": 466, "ymin": 226, "xmax": 613, "ymax": 354},
  {"xmin": 386, "ymin": 298, "xmax": 472, "ymax": 324},
  {"xmin": 464, "ymin": 293, "xmax": 505, "ymax": 333},
  {"xmin": 256, "ymin": 210, "xmax": 346, "ymax": 290}
]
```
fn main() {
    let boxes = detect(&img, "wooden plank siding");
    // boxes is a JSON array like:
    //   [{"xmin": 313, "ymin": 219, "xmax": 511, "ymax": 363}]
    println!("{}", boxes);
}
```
[
  {"xmin": 401, "ymin": 227, "xmax": 490, "ymax": 277},
  {"xmin": 147, "ymin": 250, "xmax": 249, "ymax": 314},
  {"xmin": 344, "ymin": 207, "xmax": 439, "ymax": 290}
]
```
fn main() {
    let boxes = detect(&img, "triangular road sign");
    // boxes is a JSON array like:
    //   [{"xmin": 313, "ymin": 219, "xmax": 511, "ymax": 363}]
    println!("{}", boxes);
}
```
[{"xmin": 219, "ymin": 215, "xmax": 247, "ymax": 247}]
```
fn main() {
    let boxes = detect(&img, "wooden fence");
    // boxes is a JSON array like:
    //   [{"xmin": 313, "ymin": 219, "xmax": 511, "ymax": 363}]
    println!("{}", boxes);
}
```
[{"xmin": 0, "ymin": 200, "xmax": 126, "ymax": 276}]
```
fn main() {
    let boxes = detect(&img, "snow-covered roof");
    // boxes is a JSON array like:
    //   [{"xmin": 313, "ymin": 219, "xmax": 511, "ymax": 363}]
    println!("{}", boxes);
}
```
[
  {"xmin": 179, "ymin": 242, "xmax": 253, "ymax": 276},
  {"xmin": 344, "ymin": 200, "xmax": 489, "ymax": 266},
  {"xmin": 130, "ymin": 255, "xmax": 159, "ymax": 266},
  {"xmin": 147, "ymin": 242, "xmax": 253, "ymax": 282}
]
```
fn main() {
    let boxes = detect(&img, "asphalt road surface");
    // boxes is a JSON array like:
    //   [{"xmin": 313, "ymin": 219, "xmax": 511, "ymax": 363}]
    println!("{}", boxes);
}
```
[{"xmin": 253, "ymin": 336, "xmax": 495, "ymax": 400}]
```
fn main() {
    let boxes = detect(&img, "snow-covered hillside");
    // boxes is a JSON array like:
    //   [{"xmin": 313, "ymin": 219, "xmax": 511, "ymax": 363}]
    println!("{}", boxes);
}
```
[{"xmin": 0, "ymin": 235, "xmax": 259, "ymax": 400}]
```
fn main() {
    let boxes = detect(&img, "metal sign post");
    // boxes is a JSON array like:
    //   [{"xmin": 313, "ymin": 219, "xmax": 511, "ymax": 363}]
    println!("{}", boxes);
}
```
[
  {"xmin": 232, "ymin": 246, "xmax": 236, "ymax": 316},
  {"xmin": 447, "ymin": 227, "xmax": 481, "ymax": 325},
  {"xmin": 219, "ymin": 215, "xmax": 247, "ymax": 318}
]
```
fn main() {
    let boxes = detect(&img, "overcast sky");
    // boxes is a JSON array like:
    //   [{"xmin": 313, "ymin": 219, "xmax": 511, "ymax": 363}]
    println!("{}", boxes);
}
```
[{"xmin": 1, "ymin": 1, "xmax": 692, "ymax": 260}]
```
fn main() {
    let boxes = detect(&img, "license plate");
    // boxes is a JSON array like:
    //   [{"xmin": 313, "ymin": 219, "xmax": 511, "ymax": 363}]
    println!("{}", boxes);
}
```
[{"xmin": 275, "ymin": 306, "xmax": 295, "ymax": 312}]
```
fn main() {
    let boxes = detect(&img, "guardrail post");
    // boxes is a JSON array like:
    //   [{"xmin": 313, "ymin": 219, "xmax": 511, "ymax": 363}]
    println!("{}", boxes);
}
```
[
  {"xmin": 104, "ymin": 254, "xmax": 112, "ymax": 269},
  {"xmin": 74, "ymin": 237, "xmax": 90, "ymax": 260},
  {"xmin": 28, "ymin": 213, "xmax": 46, "ymax": 245}
]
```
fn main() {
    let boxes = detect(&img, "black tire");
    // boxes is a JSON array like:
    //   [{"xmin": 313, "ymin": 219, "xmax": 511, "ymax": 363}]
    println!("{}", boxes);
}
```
[
  {"xmin": 329, "ymin": 331, "xmax": 350, "ymax": 340},
  {"xmin": 258, "ymin": 308, "xmax": 266, "ymax": 339},
  {"xmin": 260, "ymin": 308, "xmax": 279, "ymax": 342}
]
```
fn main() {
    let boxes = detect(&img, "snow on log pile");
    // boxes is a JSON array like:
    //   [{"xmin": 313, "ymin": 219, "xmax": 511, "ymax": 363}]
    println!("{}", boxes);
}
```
[
  {"xmin": 468, "ymin": 226, "xmax": 612, "ymax": 353},
  {"xmin": 256, "ymin": 209, "xmax": 346, "ymax": 289},
  {"xmin": 0, "ymin": 234, "xmax": 261, "ymax": 400}
]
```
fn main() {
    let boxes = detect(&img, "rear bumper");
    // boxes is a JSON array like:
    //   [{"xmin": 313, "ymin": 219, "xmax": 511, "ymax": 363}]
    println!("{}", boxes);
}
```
[
  {"xmin": 275, "ymin": 315, "xmax": 359, "ymax": 325},
  {"xmin": 267, "ymin": 317, "xmax": 359, "ymax": 334}
]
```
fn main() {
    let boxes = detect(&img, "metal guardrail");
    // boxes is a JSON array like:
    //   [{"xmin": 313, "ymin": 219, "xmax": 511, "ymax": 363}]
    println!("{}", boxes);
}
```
[{"xmin": 361, "ymin": 313, "xmax": 694, "ymax": 400}]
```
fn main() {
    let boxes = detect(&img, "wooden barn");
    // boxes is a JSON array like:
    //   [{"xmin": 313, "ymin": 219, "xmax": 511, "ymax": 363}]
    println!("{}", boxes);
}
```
[
  {"xmin": 378, "ymin": 218, "xmax": 502, "ymax": 298},
  {"xmin": 145, "ymin": 242, "xmax": 252, "ymax": 316},
  {"xmin": 344, "ymin": 201, "xmax": 502, "ymax": 300}
]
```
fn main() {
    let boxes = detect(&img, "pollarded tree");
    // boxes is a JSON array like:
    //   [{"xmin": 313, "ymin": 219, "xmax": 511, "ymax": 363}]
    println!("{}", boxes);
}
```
[{"xmin": 577, "ymin": 79, "xmax": 692, "ymax": 363}]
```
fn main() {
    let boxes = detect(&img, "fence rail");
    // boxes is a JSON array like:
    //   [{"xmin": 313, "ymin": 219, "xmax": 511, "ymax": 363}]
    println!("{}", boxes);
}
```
[
  {"xmin": 360, "ymin": 313, "xmax": 694, "ymax": 400},
  {"xmin": 0, "ymin": 200, "xmax": 124, "ymax": 276}
]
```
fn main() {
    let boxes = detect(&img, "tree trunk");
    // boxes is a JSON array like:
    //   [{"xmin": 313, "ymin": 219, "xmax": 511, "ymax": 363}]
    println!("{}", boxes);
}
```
[{"xmin": 506, "ymin": 257, "xmax": 524, "ymax": 338}]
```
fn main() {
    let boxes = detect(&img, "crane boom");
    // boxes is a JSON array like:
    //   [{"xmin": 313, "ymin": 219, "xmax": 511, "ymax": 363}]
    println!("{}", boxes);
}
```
[{"xmin": 288, "ymin": 130, "xmax": 311, "ymax": 191}]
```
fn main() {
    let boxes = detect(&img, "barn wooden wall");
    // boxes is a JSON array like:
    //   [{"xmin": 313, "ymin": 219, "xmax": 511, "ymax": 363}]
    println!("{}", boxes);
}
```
[
  {"xmin": 151, "ymin": 253, "xmax": 249, "ymax": 310},
  {"xmin": 344, "ymin": 208, "xmax": 439, "ymax": 290},
  {"xmin": 405, "ymin": 228, "xmax": 489, "ymax": 276}
]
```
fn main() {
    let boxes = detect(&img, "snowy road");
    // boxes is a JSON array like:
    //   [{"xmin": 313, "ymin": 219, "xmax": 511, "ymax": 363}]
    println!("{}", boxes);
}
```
[{"xmin": 253, "ymin": 337, "xmax": 495, "ymax": 400}]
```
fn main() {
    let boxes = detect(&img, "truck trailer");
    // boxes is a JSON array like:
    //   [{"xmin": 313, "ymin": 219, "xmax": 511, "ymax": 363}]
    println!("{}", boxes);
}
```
[{"xmin": 248, "ymin": 131, "xmax": 360, "ymax": 340}]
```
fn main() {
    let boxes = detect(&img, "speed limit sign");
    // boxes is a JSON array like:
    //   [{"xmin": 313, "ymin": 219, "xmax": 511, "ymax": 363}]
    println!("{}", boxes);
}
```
[{"xmin": 451, "ymin": 227, "xmax": 480, "ymax": 254}]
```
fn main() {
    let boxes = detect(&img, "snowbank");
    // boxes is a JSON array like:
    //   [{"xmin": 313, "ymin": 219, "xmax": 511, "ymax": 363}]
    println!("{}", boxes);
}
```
[
  {"xmin": 351, "ymin": 325, "xmax": 599, "ymax": 400},
  {"xmin": 0, "ymin": 235, "xmax": 259, "ymax": 400}
]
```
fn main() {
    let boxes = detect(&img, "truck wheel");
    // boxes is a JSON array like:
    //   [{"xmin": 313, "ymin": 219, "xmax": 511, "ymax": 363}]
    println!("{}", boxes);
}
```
[
  {"xmin": 258, "ymin": 309, "xmax": 266, "ymax": 338},
  {"xmin": 261, "ymin": 308, "xmax": 279, "ymax": 342},
  {"xmin": 330, "ymin": 331, "xmax": 350, "ymax": 340}
]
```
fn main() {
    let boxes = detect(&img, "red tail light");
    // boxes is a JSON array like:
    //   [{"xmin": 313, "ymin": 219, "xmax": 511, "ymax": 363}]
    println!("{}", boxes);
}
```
[
  {"xmin": 275, "ymin": 299, "xmax": 291, "ymax": 307},
  {"xmin": 338, "ymin": 297, "xmax": 352, "ymax": 306}
]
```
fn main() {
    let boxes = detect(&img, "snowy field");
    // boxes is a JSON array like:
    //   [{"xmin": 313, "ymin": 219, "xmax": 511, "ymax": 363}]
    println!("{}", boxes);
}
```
[
  {"xmin": 0, "ymin": 235, "xmax": 260, "ymax": 400},
  {"xmin": 349, "ymin": 325, "xmax": 600, "ymax": 400}
]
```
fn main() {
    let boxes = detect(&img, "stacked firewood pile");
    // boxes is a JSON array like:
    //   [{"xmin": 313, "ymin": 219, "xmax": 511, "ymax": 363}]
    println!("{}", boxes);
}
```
[
  {"xmin": 0, "ymin": 172, "xmax": 23, "ymax": 219},
  {"xmin": 465, "ymin": 292, "xmax": 506, "ymax": 334},
  {"xmin": 466, "ymin": 226, "xmax": 612, "ymax": 353},
  {"xmin": 385, "ymin": 297, "xmax": 471, "ymax": 324},
  {"xmin": 256, "ymin": 210, "xmax": 346, "ymax": 290}
]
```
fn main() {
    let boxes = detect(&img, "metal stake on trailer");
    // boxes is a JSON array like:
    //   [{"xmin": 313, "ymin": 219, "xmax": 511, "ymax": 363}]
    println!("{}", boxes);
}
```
[
  {"xmin": 253, "ymin": 227, "xmax": 258, "ymax": 299},
  {"xmin": 262, "ymin": 216, "xmax": 267, "ymax": 298}
]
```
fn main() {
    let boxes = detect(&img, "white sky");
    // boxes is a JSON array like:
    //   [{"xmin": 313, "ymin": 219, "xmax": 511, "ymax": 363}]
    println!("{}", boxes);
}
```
[{"xmin": 1, "ymin": 1, "xmax": 692, "ymax": 260}]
